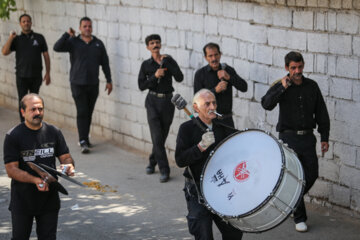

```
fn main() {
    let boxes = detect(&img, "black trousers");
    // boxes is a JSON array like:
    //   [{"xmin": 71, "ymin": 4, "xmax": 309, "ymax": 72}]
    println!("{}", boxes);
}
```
[
  {"xmin": 71, "ymin": 84, "xmax": 99, "ymax": 142},
  {"xmin": 11, "ymin": 210, "xmax": 59, "ymax": 240},
  {"xmin": 16, "ymin": 75, "xmax": 42, "ymax": 122},
  {"xmin": 145, "ymin": 94, "xmax": 175, "ymax": 174},
  {"xmin": 184, "ymin": 182, "xmax": 243, "ymax": 240},
  {"xmin": 279, "ymin": 132, "xmax": 319, "ymax": 224}
]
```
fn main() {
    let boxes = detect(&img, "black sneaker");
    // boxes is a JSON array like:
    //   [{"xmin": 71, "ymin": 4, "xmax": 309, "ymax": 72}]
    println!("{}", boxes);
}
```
[
  {"xmin": 80, "ymin": 140, "xmax": 90, "ymax": 154},
  {"xmin": 159, "ymin": 172, "xmax": 170, "ymax": 183},
  {"xmin": 146, "ymin": 165, "xmax": 155, "ymax": 175}
]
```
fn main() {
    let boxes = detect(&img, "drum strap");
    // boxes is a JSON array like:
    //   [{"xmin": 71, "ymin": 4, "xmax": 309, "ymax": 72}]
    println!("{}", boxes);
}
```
[{"xmin": 187, "ymin": 166, "xmax": 205, "ymax": 205}]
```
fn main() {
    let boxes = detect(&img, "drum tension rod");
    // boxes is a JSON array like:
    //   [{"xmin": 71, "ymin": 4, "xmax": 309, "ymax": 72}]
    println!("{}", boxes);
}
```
[{"xmin": 283, "ymin": 167, "xmax": 305, "ymax": 185}]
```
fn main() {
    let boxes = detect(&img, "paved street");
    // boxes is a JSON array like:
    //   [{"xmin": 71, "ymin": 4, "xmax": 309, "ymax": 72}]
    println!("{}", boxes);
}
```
[{"xmin": 1, "ymin": 106, "xmax": 360, "ymax": 239}]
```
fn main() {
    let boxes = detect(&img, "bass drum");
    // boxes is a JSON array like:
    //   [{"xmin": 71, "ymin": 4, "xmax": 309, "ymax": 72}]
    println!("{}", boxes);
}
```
[{"xmin": 200, "ymin": 129, "xmax": 304, "ymax": 232}]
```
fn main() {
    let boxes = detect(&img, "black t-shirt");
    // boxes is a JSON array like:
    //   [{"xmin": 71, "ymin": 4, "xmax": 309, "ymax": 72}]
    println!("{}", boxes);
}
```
[
  {"xmin": 3, "ymin": 122, "xmax": 69, "ymax": 215},
  {"xmin": 10, "ymin": 31, "xmax": 48, "ymax": 78}
]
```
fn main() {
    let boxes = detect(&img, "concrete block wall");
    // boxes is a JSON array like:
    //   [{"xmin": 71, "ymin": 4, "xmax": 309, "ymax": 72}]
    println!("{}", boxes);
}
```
[{"xmin": 0, "ymin": 0, "xmax": 359, "ymax": 215}]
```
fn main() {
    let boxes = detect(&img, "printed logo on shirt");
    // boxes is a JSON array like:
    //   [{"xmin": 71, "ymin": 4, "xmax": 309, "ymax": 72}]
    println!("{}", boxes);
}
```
[
  {"xmin": 33, "ymin": 39, "xmax": 39, "ymax": 46},
  {"xmin": 233, "ymin": 161, "xmax": 250, "ymax": 182},
  {"xmin": 96, "ymin": 43, "xmax": 100, "ymax": 47},
  {"xmin": 21, "ymin": 147, "xmax": 55, "ymax": 161}
]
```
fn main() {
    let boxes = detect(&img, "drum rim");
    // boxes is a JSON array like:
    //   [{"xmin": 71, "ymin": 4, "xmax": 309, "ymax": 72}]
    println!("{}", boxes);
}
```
[{"xmin": 200, "ymin": 128, "xmax": 286, "ymax": 219}]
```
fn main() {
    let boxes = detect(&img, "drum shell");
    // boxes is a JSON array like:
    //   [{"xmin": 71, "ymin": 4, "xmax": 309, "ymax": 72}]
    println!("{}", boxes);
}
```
[{"xmin": 200, "ymin": 129, "xmax": 305, "ymax": 233}]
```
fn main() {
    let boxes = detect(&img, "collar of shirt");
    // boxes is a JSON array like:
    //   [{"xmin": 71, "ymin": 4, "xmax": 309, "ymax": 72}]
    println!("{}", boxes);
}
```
[
  {"xmin": 79, "ymin": 35, "xmax": 93, "ymax": 44},
  {"xmin": 20, "ymin": 31, "xmax": 34, "ymax": 38},
  {"xmin": 206, "ymin": 64, "xmax": 220, "ymax": 72}
]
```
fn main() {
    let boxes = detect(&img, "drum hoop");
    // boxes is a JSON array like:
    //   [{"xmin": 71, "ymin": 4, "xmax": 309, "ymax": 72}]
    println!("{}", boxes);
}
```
[{"xmin": 200, "ymin": 128, "xmax": 286, "ymax": 218}]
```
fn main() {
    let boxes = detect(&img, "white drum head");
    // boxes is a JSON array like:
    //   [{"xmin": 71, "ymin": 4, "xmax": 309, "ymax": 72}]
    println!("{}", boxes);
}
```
[{"xmin": 201, "ymin": 130, "xmax": 283, "ymax": 217}]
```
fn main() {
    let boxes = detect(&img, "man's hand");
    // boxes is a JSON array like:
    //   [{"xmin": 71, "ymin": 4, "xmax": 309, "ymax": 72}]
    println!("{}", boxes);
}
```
[
  {"xmin": 215, "ymin": 80, "xmax": 228, "ymax": 93},
  {"xmin": 155, "ymin": 68, "xmax": 167, "ymax": 78},
  {"xmin": 198, "ymin": 131, "xmax": 215, "ymax": 152},
  {"xmin": 68, "ymin": 28, "xmax": 75, "ymax": 37},
  {"xmin": 281, "ymin": 76, "xmax": 292, "ymax": 89},
  {"xmin": 321, "ymin": 142, "xmax": 329, "ymax": 157},
  {"xmin": 9, "ymin": 30, "xmax": 16, "ymax": 39},
  {"xmin": 43, "ymin": 72, "xmax": 51, "ymax": 85},
  {"xmin": 34, "ymin": 177, "xmax": 49, "ymax": 192},
  {"xmin": 217, "ymin": 70, "xmax": 230, "ymax": 81},
  {"xmin": 60, "ymin": 164, "xmax": 75, "ymax": 176},
  {"xmin": 105, "ymin": 83, "xmax": 113, "ymax": 95}
]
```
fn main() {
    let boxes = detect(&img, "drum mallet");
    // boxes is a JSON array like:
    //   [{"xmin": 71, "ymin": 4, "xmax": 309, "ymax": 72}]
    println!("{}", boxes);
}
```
[{"xmin": 171, "ymin": 94, "xmax": 208, "ymax": 132}]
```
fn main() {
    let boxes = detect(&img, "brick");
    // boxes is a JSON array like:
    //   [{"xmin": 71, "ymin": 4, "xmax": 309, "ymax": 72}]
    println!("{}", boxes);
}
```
[
  {"xmin": 334, "ymin": 142, "xmax": 357, "ymax": 167},
  {"xmin": 287, "ymin": 31, "xmax": 307, "ymax": 51},
  {"xmin": 335, "ymin": 100, "xmax": 360, "ymax": 125},
  {"xmin": 314, "ymin": 54, "xmax": 327, "ymax": 74},
  {"xmin": 204, "ymin": 15, "xmax": 218, "ymax": 35},
  {"xmin": 337, "ymin": 13, "xmax": 359, "ymax": 34},
  {"xmin": 302, "ymin": 52, "xmax": 314, "ymax": 73},
  {"xmin": 330, "ymin": 184, "xmax": 350, "ymax": 207},
  {"xmin": 120, "ymin": 0, "xmax": 142, "ymax": 6},
  {"xmin": 353, "ymin": 81, "xmax": 360, "ymax": 102},
  {"xmin": 315, "ymin": 12, "xmax": 326, "ymax": 31},
  {"xmin": 342, "ymin": 0, "xmax": 352, "ymax": 8},
  {"xmin": 330, "ymin": 77, "xmax": 352, "ymax": 100},
  {"xmin": 296, "ymin": 0, "xmax": 307, "ymax": 6},
  {"xmin": 268, "ymin": 29, "xmax": 287, "ymax": 47},
  {"xmin": 336, "ymin": 57, "xmax": 359, "ymax": 79},
  {"xmin": 309, "ymin": 179, "xmax": 331, "ymax": 199},
  {"xmin": 253, "ymin": 6, "xmax": 272, "ymax": 25},
  {"xmin": 176, "ymin": 49, "xmax": 190, "ymax": 68},
  {"xmin": 223, "ymin": 0, "xmax": 238, "ymax": 19},
  {"xmin": 222, "ymin": 38, "xmax": 238, "ymax": 57},
  {"xmin": 329, "ymin": 34, "xmax": 352, "ymax": 55},
  {"xmin": 194, "ymin": 0, "xmax": 207, "ymax": 14},
  {"xmin": 208, "ymin": 0, "xmax": 222, "ymax": 16},
  {"xmin": 318, "ymin": 0, "xmax": 329, "ymax": 7},
  {"xmin": 308, "ymin": 73, "xmax": 329, "ymax": 96},
  {"xmin": 254, "ymin": 83, "xmax": 269, "ymax": 102},
  {"xmin": 308, "ymin": 33, "xmax": 329, "ymax": 53},
  {"xmin": 349, "ymin": 123, "xmax": 360, "ymax": 146},
  {"xmin": 234, "ymin": 59, "xmax": 250, "ymax": 80},
  {"xmin": 327, "ymin": 12, "xmax": 337, "ymax": 32},
  {"xmin": 307, "ymin": 0, "xmax": 318, "ymax": 7},
  {"xmin": 245, "ymin": 25, "xmax": 267, "ymax": 44},
  {"xmin": 218, "ymin": 18, "xmax": 237, "ymax": 38},
  {"xmin": 166, "ymin": 29, "xmax": 179, "ymax": 47},
  {"xmin": 332, "ymin": 120, "xmax": 351, "ymax": 144},
  {"xmin": 250, "ymin": 63, "xmax": 268, "ymax": 84},
  {"xmin": 329, "ymin": 0, "xmax": 342, "ymax": 8},
  {"xmin": 249, "ymin": 101, "xmax": 266, "ymax": 123},
  {"xmin": 293, "ymin": 11, "xmax": 313, "ymax": 30},
  {"xmin": 254, "ymin": 45, "xmax": 272, "ymax": 65},
  {"xmin": 319, "ymin": 159, "xmax": 340, "ymax": 182},
  {"xmin": 237, "ymin": 3, "xmax": 254, "ymax": 21},
  {"xmin": 327, "ymin": 55, "xmax": 336, "ymax": 75},
  {"xmin": 351, "ymin": 189, "xmax": 360, "ymax": 211},
  {"xmin": 273, "ymin": 48, "xmax": 289, "ymax": 68}
]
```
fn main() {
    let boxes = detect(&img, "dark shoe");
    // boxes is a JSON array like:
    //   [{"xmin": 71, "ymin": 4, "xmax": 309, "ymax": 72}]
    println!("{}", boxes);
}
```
[
  {"xmin": 146, "ymin": 165, "xmax": 155, "ymax": 175},
  {"xmin": 80, "ymin": 140, "xmax": 90, "ymax": 154},
  {"xmin": 159, "ymin": 173, "xmax": 170, "ymax": 183},
  {"xmin": 87, "ymin": 140, "xmax": 93, "ymax": 148}
]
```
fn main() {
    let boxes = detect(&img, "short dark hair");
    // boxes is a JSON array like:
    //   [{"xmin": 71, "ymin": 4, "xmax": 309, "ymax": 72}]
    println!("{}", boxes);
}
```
[
  {"xmin": 145, "ymin": 34, "xmax": 161, "ymax": 46},
  {"xmin": 80, "ymin": 16, "xmax": 92, "ymax": 26},
  {"xmin": 20, "ymin": 94, "xmax": 44, "ymax": 110},
  {"xmin": 285, "ymin": 51, "xmax": 304, "ymax": 67},
  {"xmin": 19, "ymin": 13, "xmax": 31, "ymax": 22},
  {"xmin": 203, "ymin": 42, "xmax": 221, "ymax": 56}
]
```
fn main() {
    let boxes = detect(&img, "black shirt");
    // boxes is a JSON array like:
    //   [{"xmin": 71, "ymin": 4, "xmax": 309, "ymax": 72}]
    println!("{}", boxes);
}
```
[
  {"xmin": 194, "ymin": 64, "xmax": 247, "ymax": 114},
  {"xmin": 138, "ymin": 55, "xmax": 183, "ymax": 93},
  {"xmin": 175, "ymin": 118, "xmax": 236, "ymax": 182},
  {"xmin": 261, "ymin": 77, "xmax": 330, "ymax": 142},
  {"xmin": 10, "ymin": 31, "xmax": 48, "ymax": 78},
  {"xmin": 53, "ymin": 33, "xmax": 112, "ymax": 85},
  {"xmin": 3, "ymin": 122, "xmax": 69, "ymax": 215}
]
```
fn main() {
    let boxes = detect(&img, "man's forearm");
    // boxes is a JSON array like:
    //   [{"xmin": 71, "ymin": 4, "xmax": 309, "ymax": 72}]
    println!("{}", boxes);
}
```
[
  {"xmin": 1, "ymin": 37, "xmax": 13, "ymax": 55},
  {"xmin": 5, "ymin": 163, "xmax": 39, "ymax": 184},
  {"xmin": 43, "ymin": 52, "xmax": 51, "ymax": 74}
]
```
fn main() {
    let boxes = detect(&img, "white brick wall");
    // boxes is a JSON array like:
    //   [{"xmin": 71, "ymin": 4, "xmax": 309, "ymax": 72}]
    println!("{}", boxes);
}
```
[{"xmin": 1, "ymin": 0, "xmax": 360, "ymax": 216}]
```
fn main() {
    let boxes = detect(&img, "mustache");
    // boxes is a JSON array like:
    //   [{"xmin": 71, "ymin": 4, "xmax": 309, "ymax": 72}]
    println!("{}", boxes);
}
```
[
  {"xmin": 153, "ymin": 46, "xmax": 160, "ymax": 50},
  {"xmin": 33, "ymin": 115, "xmax": 42, "ymax": 119}
]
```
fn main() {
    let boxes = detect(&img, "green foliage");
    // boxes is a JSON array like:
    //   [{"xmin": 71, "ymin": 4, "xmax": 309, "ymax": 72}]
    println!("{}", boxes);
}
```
[{"xmin": 0, "ymin": 0, "xmax": 17, "ymax": 20}]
